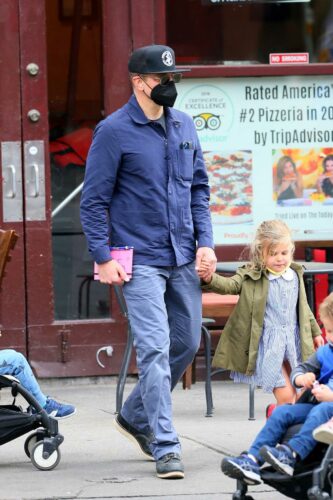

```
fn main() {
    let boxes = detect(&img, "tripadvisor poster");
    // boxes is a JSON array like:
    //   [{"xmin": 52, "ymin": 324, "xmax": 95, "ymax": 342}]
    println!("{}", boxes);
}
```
[{"xmin": 176, "ymin": 75, "xmax": 333, "ymax": 245}]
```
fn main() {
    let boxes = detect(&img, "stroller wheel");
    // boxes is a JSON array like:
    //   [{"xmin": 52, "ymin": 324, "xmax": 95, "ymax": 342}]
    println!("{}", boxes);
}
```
[
  {"xmin": 30, "ymin": 441, "xmax": 61, "ymax": 471},
  {"xmin": 24, "ymin": 432, "xmax": 43, "ymax": 458}
]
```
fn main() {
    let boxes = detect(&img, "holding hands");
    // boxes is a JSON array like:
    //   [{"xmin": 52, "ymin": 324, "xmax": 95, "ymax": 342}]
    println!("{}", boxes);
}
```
[{"xmin": 196, "ymin": 247, "xmax": 217, "ymax": 283}]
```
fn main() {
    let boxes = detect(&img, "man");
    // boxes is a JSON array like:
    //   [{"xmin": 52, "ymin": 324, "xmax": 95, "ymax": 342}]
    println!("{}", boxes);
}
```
[{"xmin": 80, "ymin": 44, "xmax": 216, "ymax": 479}]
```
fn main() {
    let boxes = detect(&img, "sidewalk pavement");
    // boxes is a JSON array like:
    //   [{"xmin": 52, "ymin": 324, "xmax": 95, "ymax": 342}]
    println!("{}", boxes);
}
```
[{"xmin": 1, "ymin": 378, "xmax": 289, "ymax": 500}]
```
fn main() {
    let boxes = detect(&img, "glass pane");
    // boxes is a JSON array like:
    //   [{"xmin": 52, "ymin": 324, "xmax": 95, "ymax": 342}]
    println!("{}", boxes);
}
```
[
  {"xmin": 166, "ymin": 0, "xmax": 333, "ymax": 65},
  {"xmin": 46, "ymin": 0, "xmax": 110, "ymax": 320}
]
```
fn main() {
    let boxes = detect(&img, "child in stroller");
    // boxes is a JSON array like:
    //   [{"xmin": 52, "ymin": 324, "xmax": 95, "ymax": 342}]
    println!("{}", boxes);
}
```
[
  {"xmin": 0, "ymin": 350, "xmax": 76, "ymax": 471},
  {"xmin": 0, "ymin": 373, "xmax": 63, "ymax": 471},
  {"xmin": 0, "ymin": 349, "xmax": 76, "ymax": 419},
  {"xmin": 221, "ymin": 292, "xmax": 333, "ymax": 500}
]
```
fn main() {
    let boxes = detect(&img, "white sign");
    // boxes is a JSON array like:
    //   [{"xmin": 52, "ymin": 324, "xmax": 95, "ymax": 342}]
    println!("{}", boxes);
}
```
[{"xmin": 176, "ymin": 76, "xmax": 333, "ymax": 245}]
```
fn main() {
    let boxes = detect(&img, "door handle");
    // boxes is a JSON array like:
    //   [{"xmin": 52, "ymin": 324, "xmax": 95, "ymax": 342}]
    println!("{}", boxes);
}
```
[
  {"xmin": 5, "ymin": 165, "xmax": 17, "ymax": 199},
  {"xmin": 24, "ymin": 141, "xmax": 46, "ymax": 221},
  {"xmin": 30, "ymin": 163, "xmax": 40, "ymax": 198},
  {"xmin": 1, "ymin": 141, "xmax": 23, "ymax": 222}
]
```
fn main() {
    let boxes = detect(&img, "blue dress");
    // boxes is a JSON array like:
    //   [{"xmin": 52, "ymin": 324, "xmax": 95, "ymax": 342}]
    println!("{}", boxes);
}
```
[{"xmin": 231, "ymin": 268, "xmax": 301, "ymax": 392}]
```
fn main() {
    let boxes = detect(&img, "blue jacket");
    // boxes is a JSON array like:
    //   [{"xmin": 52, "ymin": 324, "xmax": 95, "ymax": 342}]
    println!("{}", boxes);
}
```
[
  {"xmin": 317, "ymin": 344, "xmax": 333, "ymax": 389},
  {"xmin": 291, "ymin": 343, "xmax": 333, "ymax": 391},
  {"xmin": 80, "ymin": 95, "xmax": 214, "ymax": 266}
]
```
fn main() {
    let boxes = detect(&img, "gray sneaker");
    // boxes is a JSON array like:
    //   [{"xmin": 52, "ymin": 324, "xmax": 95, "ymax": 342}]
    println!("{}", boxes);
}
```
[{"xmin": 156, "ymin": 452, "xmax": 184, "ymax": 479}]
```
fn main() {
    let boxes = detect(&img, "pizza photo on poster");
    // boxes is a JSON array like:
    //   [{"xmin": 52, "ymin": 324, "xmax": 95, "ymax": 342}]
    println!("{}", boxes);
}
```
[{"xmin": 204, "ymin": 150, "xmax": 253, "ymax": 224}]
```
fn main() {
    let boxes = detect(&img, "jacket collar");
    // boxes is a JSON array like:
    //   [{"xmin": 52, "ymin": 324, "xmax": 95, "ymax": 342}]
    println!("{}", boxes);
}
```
[
  {"xmin": 126, "ymin": 94, "xmax": 182, "ymax": 127},
  {"xmin": 240, "ymin": 261, "xmax": 304, "ymax": 281}
]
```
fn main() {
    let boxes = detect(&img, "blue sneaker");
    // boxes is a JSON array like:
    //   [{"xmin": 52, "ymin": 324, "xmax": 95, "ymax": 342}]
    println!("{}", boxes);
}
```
[
  {"xmin": 43, "ymin": 398, "xmax": 76, "ymax": 419},
  {"xmin": 221, "ymin": 454, "xmax": 261, "ymax": 485},
  {"xmin": 259, "ymin": 444, "xmax": 296, "ymax": 476}
]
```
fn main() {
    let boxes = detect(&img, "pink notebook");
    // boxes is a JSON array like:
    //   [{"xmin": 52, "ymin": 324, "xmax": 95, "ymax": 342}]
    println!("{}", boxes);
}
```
[{"xmin": 94, "ymin": 246, "xmax": 134, "ymax": 280}]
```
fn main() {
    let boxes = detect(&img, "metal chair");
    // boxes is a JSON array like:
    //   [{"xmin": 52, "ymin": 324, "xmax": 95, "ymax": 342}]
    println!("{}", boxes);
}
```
[
  {"xmin": 199, "ymin": 320, "xmax": 255, "ymax": 419},
  {"xmin": 113, "ymin": 286, "xmax": 255, "ymax": 419},
  {"xmin": 112, "ymin": 285, "xmax": 133, "ymax": 414}
]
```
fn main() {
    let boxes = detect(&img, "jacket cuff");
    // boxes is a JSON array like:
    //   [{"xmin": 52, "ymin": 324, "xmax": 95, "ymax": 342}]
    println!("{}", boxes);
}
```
[
  {"xmin": 197, "ymin": 236, "xmax": 214, "ymax": 249},
  {"xmin": 93, "ymin": 247, "xmax": 112, "ymax": 264},
  {"xmin": 201, "ymin": 272, "xmax": 219, "ymax": 290}
]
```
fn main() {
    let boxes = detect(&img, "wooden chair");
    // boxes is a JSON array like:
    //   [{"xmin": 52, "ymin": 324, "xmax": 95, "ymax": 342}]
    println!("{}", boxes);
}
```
[{"xmin": 0, "ymin": 229, "xmax": 18, "ymax": 288}]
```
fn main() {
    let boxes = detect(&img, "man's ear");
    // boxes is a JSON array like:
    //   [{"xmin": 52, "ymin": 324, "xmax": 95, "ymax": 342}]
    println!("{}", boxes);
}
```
[{"xmin": 132, "ymin": 75, "xmax": 143, "ymax": 91}]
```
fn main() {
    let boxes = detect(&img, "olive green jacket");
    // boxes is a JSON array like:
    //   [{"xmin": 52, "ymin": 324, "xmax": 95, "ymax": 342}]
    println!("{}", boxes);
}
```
[{"xmin": 202, "ymin": 262, "xmax": 321, "ymax": 376}]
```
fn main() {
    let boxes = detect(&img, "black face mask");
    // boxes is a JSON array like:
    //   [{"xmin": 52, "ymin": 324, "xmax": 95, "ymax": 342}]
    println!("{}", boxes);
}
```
[{"xmin": 150, "ymin": 80, "xmax": 178, "ymax": 107}]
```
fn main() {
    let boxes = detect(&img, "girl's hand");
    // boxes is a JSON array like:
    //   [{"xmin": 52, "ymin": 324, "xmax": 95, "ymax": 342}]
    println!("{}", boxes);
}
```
[
  {"xmin": 197, "ymin": 260, "xmax": 213, "ymax": 283},
  {"xmin": 196, "ymin": 247, "xmax": 217, "ymax": 282},
  {"xmin": 295, "ymin": 372, "xmax": 316, "ymax": 389},
  {"xmin": 314, "ymin": 335, "xmax": 325, "ymax": 349},
  {"xmin": 312, "ymin": 384, "xmax": 333, "ymax": 403}
]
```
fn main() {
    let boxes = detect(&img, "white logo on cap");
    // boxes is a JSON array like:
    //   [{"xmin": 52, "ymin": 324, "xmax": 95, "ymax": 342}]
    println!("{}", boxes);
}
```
[{"xmin": 162, "ymin": 50, "xmax": 173, "ymax": 67}]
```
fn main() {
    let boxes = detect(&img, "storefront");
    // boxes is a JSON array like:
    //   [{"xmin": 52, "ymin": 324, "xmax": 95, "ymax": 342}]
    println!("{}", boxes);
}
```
[{"xmin": 0, "ymin": 0, "xmax": 332, "ymax": 377}]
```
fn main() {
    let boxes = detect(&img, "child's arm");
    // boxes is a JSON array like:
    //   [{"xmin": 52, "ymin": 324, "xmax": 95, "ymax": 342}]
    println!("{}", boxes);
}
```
[
  {"xmin": 294, "ymin": 371, "xmax": 316, "ymax": 389},
  {"xmin": 201, "ymin": 268, "xmax": 243, "ymax": 295},
  {"xmin": 291, "ymin": 352, "xmax": 321, "ymax": 388}
]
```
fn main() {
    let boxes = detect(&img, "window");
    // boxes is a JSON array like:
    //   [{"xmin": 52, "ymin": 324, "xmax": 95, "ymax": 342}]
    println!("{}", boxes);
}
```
[{"xmin": 166, "ymin": 0, "xmax": 333, "ymax": 65}]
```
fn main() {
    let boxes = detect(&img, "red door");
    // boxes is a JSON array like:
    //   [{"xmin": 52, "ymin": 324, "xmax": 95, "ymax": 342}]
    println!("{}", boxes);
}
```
[{"xmin": 0, "ymin": 0, "xmax": 131, "ymax": 377}]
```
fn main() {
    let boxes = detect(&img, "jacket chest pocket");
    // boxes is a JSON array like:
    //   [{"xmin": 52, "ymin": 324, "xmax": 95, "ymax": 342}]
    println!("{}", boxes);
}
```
[{"xmin": 176, "ymin": 149, "xmax": 194, "ymax": 181}]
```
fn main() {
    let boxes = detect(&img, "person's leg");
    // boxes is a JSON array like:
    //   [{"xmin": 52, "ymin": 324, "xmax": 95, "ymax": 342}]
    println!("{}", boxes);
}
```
[
  {"xmin": 222, "ymin": 403, "xmax": 313, "ymax": 484},
  {"xmin": 0, "ymin": 349, "xmax": 46, "ymax": 406},
  {"xmin": 313, "ymin": 416, "xmax": 333, "ymax": 444},
  {"xmin": 288, "ymin": 402, "xmax": 333, "ymax": 459},
  {"xmin": 248, "ymin": 403, "xmax": 313, "ymax": 458},
  {"xmin": 273, "ymin": 362, "xmax": 296, "ymax": 405},
  {"xmin": 121, "ymin": 265, "xmax": 180, "ymax": 460},
  {"xmin": 165, "ymin": 261, "xmax": 202, "ymax": 390}
]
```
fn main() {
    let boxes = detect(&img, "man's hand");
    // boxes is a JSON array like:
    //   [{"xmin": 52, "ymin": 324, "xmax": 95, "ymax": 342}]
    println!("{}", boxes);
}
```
[
  {"xmin": 314, "ymin": 335, "xmax": 325, "ymax": 349},
  {"xmin": 97, "ymin": 260, "xmax": 129, "ymax": 285},
  {"xmin": 295, "ymin": 372, "xmax": 316, "ymax": 389},
  {"xmin": 195, "ymin": 247, "xmax": 217, "ymax": 282}
]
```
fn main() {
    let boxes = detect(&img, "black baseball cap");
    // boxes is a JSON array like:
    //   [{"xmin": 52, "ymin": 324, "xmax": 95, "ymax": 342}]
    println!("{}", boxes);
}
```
[{"xmin": 128, "ymin": 44, "xmax": 190, "ymax": 74}]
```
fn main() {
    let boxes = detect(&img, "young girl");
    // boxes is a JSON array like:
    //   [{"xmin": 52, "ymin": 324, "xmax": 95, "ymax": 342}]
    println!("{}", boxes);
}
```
[
  {"xmin": 199, "ymin": 219, "xmax": 323, "ymax": 407},
  {"xmin": 275, "ymin": 155, "xmax": 303, "ymax": 202}
]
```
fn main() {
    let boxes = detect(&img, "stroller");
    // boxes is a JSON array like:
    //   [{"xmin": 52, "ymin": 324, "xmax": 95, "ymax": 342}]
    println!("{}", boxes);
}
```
[
  {"xmin": 0, "ymin": 374, "xmax": 64, "ymax": 470},
  {"xmin": 230, "ymin": 425, "xmax": 333, "ymax": 500}
]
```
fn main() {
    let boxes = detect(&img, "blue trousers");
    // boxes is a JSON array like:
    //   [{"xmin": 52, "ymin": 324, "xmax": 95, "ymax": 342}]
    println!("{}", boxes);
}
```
[
  {"xmin": 122, "ymin": 262, "xmax": 202, "ymax": 460},
  {"xmin": 0, "ymin": 349, "xmax": 47, "ymax": 406},
  {"xmin": 249, "ymin": 402, "xmax": 333, "ymax": 461}
]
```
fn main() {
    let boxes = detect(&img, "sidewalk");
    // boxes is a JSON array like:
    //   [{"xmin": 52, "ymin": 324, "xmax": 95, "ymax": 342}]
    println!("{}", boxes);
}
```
[{"xmin": 1, "ymin": 378, "xmax": 289, "ymax": 500}]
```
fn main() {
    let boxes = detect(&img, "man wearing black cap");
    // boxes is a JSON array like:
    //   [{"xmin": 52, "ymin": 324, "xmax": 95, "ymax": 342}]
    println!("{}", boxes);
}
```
[{"xmin": 80, "ymin": 44, "xmax": 216, "ymax": 478}]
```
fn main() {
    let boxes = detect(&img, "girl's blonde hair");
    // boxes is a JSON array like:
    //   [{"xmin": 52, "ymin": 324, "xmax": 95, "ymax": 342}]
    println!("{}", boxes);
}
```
[
  {"xmin": 319, "ymin": 292, "xmax": 333, "ymax": 322},
  {"xmin": 248, "ymin": 219, "xmax": 294, "ymax": 270}
]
